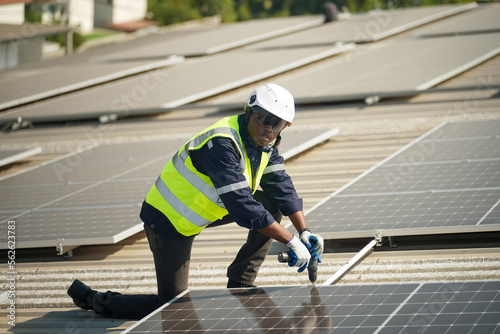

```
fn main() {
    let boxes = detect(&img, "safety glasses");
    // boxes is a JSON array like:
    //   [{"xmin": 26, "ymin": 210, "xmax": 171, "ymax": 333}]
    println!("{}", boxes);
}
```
[{"xmin": 249, "ymin": 105, "xmax": 290, "ymax": 133}]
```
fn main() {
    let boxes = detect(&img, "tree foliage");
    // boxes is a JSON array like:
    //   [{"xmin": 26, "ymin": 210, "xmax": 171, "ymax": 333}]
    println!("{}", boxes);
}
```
[{"xmin": 147, "ymin": 0, "xmax": 483, "ymax": 25}]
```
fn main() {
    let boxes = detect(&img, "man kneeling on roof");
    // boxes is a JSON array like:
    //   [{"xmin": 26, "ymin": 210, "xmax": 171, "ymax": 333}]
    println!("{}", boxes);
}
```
[{"xmin": 67, "ymin": 83, "xmax": 324, "ymax": 319}]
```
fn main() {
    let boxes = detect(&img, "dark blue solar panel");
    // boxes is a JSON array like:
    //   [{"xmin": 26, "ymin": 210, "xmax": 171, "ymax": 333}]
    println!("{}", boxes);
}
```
[
  {"xmin": 123, "ymin": 280, "xmax": 500, "ymax": 333},
  {"xmin": 305, "ymin": 119, "xmax": 500, "ymax": 239}
]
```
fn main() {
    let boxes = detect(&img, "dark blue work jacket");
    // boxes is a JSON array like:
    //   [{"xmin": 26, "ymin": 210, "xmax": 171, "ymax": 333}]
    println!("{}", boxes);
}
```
[{"xmin": 140, "ymin": 114, "xmax": 302, "ymax": 238}]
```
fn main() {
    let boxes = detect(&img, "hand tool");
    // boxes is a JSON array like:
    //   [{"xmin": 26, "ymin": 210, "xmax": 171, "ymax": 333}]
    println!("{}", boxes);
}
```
[{"xmin": 278, "ymin": 252, "xmax": 318, "ymax": 283}]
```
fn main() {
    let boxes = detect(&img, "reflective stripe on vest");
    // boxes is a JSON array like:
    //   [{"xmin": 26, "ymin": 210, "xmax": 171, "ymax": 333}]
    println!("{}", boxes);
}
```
[
  {"xmin": 263, "ymin": 163, "xmax": 285, "ymax": 174},
  {"xmin": 145, "ymin": 116, "xmax": 272, "ymax": 236},
  {"xmin": 215, "ymin": 180, "xmax": 249, "ymax": 196},
  {"xmin": 171, "ymin": 153, "xmax": 221, "ymax": 207},
  {"xmin": 154, "ymin": 176, "xmax": 209, "ymax": 226}
]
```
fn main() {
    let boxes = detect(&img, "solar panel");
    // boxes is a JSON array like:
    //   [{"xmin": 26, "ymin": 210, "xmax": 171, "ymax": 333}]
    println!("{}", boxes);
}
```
[
  {"xmin": 0, "ymin": 127, "xmax": 338, "ymax": 253},
  {"xmin": 205, "ymin": 31, "xmax": 500, "ymax": 107},
  {"xmin": 0, "ymin": 139, "xmax": 184, "ymax": 254},
  {"xmin": 97, "ymin": 16, "xmax": 323, "ymax": 60},
  {"xmin": 280, "ymin": 127, "xmax": 339, "ymax": 160},
  {"xmin": 416, "ymin": 3, "xmax": 500, "ymax": 37},
  {"xmin": 0, "ymin": 16, "xmax": 323, "ymax": 111},
  {"xmin": 123, "ymin": 280, "xmax": 500, "ymax": 333},
  {"xmin": 252, "ymin": 3, "xmax": 476, "ymax": 47},
  {"xmin": 0, "ymin": 41, "xmax": 351, "ymax": 124},
  {"xmin": 304, "ymin": 119, "xmax": 500, "ymax": 240},
  {"xmin": 342, "ymin": 160, "xmax": 500, "ymax": 194}
]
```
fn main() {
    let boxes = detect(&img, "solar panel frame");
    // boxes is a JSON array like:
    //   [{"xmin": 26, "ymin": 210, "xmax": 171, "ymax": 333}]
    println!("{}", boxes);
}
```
[
  {"xmin": 306, "ymin": 189, "xmax": 500, "ymax": 239},
  {"xmin": 0, "ymin": 147, "xmax": 42, "ymax": 167},
  {"xmin": 303, "ymin": 120, "xmax": 500, "ymax": 240}
]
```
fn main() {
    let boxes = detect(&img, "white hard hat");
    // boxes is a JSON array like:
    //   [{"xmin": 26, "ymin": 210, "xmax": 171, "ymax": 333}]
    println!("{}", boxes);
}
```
[{"xmin": 245, "ymin": 83, "xmax": 295, "ymax": 123}]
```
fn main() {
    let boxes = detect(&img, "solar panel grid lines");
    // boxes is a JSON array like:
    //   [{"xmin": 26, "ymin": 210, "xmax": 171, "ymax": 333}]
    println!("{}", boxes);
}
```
[
  {"xmin": 0, "ymin": 143, "xmax": 97, "ymax": 183},
  {"xmin": 122, "ymin": 280, "xmax": 500, "ymax": 333},
  {"xmin": 302, "ymin": 121, "xmax": 449, "ymax": 219},
  {"xmin": 372, "ymin": 282, "xmax": 423, "ymax": 334},
  {"xmin": 477, "ymin": 198, "xmax": 500, "ymax": 226},
  {"xmin": 342, "ymin": 160, "xmax": 500, "ymax": 195},
  {"xmin": 383, "ymin": 138, "xmax": 500, "ymax": 167},
  {"xmin": 376, "ymin": 280, "xmax": 500, "ymax": 334},
  {"xmin": 0, "ymin": 140, "xmax": 182, "ymax": 251},
  {"xmin": 0, "ymin": 148, "xmax": 176, "ymax": 223},
  {"xmin": 305, "ymin": 186, "xmax": 500, "ymax": 239},
  {"xmin": 303, "ymin": 119, "xmax": 500, "ymax": 239}
]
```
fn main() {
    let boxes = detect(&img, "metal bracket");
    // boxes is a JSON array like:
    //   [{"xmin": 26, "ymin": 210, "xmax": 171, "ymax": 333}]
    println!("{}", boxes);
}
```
[
  {"xmin": 388, "ymin": 236, "xmax": 398, "ymax": 248},
  {"xmin": 375, "ymin": 233, "xmax": 398, "ymax": 248},
  {"xmin": 1, "ymin": 117, "xmax": 33, "ymax": 131},
  {"xmin": 56, "ymin": 240, "xmax": 77, "ymax": 258},
  {"xmin": 98, "ymin": 113, "xmax": 119, "ymax": 124},
  {"xmin": 323, "ymin": 238, "xmax": 377, "ymax": 285}
]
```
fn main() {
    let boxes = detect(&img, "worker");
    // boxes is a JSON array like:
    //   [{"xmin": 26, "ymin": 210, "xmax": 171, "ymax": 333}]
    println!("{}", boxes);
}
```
[{"xmin": 67, "ymin": 83, "xmax": 324, "ymax": 319}]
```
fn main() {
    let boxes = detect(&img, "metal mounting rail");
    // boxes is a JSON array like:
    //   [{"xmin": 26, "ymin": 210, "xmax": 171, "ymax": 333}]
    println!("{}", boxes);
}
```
[{"xmin": 322, "ymin": 238, "xmax": 377, "ymax": 286}]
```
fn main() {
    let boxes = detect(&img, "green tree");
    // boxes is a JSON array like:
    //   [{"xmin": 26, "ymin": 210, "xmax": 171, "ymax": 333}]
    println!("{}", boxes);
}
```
[
  {"xmin": 24, "ymin": 2, "xmax": 43, "ymax": 23},
  {"xmin": 196, "ymin": 0, "xmax": 238, "ymax": 22},
  {"xmin": 236, "ymin": 0, "xmax": 253, "ymax": 21},
  {"xmin": 289, "ymin": 0, "xmax": 325, "ymax": 15},
  {"xmin": 147, "ymin": 0, "xmax": 202, "ymax": 26}
]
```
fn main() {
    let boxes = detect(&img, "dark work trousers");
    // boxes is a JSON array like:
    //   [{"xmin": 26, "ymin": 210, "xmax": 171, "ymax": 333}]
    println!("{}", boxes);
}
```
[{"xmin": 92, "ymin": 190, "xmax": 282, "ymax": 319}]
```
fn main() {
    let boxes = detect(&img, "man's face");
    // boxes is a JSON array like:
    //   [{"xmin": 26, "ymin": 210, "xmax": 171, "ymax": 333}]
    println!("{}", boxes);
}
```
[{"xmin": 247, "ymin": 112, "xmax": 280, "ymax": 146}]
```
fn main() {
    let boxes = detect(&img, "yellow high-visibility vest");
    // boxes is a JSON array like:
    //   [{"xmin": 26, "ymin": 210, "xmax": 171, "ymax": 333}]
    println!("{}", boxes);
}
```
[{"xmin": 145, "ymin": 116, "xmax": 272, "ymax": 236}]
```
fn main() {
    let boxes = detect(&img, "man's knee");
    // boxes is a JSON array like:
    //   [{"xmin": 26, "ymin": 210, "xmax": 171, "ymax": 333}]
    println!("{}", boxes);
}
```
[{"xmin": 93, "ymin": 291, "xmax": 121, "ymax": 318}]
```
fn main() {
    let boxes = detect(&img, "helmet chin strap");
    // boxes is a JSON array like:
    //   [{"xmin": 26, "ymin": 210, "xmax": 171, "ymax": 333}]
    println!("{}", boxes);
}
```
[
  {"xmin": 244, "ymin": 106, "xmax": 252, "ymax": 124},
  {"xmin": 272, "ymin": 133, "xmax": 282, "ymax": 149}
]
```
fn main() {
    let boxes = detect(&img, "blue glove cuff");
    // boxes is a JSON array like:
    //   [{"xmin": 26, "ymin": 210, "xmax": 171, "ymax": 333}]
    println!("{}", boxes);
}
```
[{"xmin": 287, "ymin": 250, "xmax": 298, "ymax": 267}]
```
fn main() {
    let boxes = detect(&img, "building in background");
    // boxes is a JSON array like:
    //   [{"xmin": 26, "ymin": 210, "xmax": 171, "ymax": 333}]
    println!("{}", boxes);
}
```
[
  {"xmin": 0, "ymin": 0, "xmax": 147, "ymax": 34},
  {"xmin": 94, "ymin": 0, "xmax": 147, "ymax": 31},
  {"xmin": 0, "ymin": 22, "xmax": 70, "ymax": 70},
  {"xmin": 0, "ymin": 0, "xmax": 26, "ymax": 24},
  {"xmin": 0, "ymin": 0, "xmax": 147, "ymax": 69}
]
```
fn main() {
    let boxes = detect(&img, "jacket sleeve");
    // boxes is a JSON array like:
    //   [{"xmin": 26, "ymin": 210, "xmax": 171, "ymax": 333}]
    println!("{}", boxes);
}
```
[
  {"xmin": 190, "ymin": 137, "xmax": 275, "ymax": 230},
  {"xmin": 260, "ymin": 146, "xmax": 303, "ymax": 216}
]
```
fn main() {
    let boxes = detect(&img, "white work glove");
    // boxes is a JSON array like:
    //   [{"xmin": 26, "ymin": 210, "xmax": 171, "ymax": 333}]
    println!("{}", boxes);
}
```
[
  {"xmin": 300, "ymin": 228, "xmax": 324, "ymax": 263},
  {"xmin": 286, "ymin": 235, "xmax": 311, "ymax": 273}
]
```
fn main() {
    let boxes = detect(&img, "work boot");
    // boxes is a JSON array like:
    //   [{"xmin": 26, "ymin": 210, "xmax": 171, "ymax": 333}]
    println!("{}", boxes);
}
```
[
  {"xmin": 227, "ymin": 279, "xmax": 255, "ymax": 288},
  {"xmin": 67, "ymin": 279, "xmax": 97, "ymax": 310}
]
